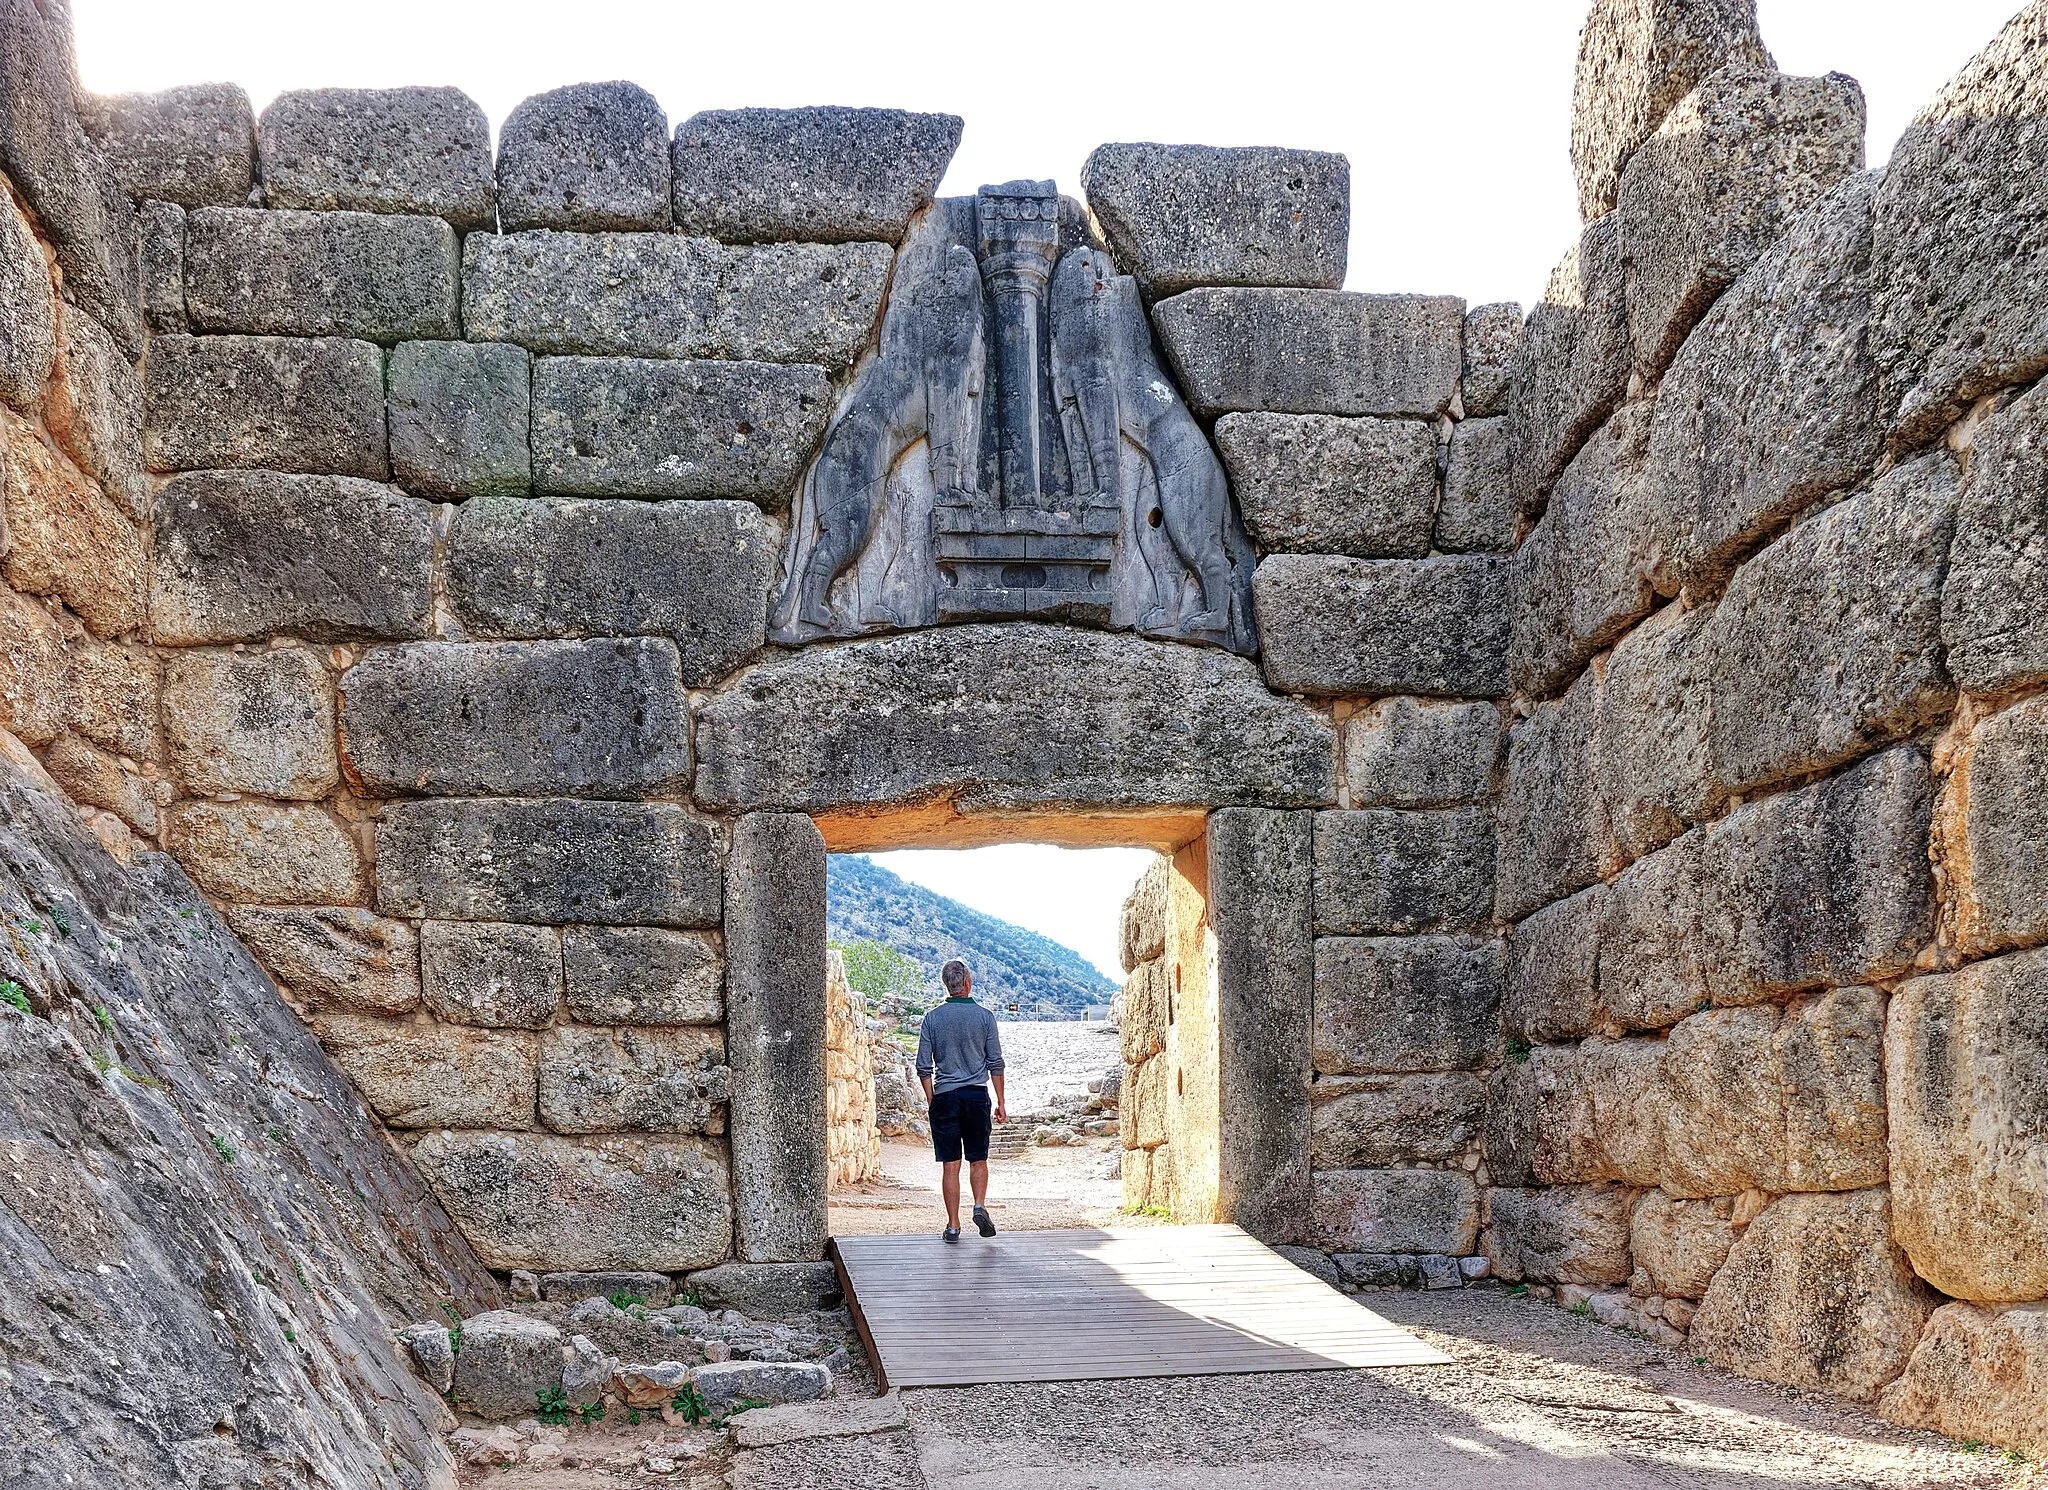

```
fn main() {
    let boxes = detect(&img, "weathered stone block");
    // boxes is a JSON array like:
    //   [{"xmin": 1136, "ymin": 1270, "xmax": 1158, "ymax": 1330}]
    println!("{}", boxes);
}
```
[
  {"xmin": 1483, "ymin": 1184, "xmax": 1633, "ymax": 1285},
  {"xmin": 1888, "ymin": 947, "xmax": 2048, "ymax": 1304},
  {"xmin": 1120, "ymin": 859, "xmax": 1172, "ymax": 972},
  {"xmin": 142, "ymin": 333, "xmax": 386, "ymax": 478},
  {"xmin": 1154, "ymin": 289, "xmax": 1464, "ymax": 418},
  {"xmin": 80, "ymin": 83, "xmax": 254, "ymax": 208},
  {"xmin": 386, "ymin": 339, "xmax": 530, "ymax": 498},
  {"xmin": 46, "ymin": 304, "xmax": 146, "ymax": 520},
  {"xmin": 64, "ymin": 640, "xmax": 158, "ymax": 760},
  {"xmin": 695, "ymin": 623, "xmax": 1334, "ymax": 815},
  {"xmin": 1597, "ymin": 599, "xmax": 1716, "ymax": 867},
  {"xmin": 1310, "ymin": 1072, "xmax": 1484, "ymax": 1168},
  {"xmin": 339, "ymin": 638, "xmax": 692, "ymax": 800},
  {"xmin": 1569, "ymin": 0, "xmax": 1772, "ymax": 221},
  {"xmin": 539, "ymin": 1270, "xmax": 673, "ymax": 1307},
  {"xmin": 166, "ymin": 800, "xmax": 365, "ymax": 905},
  {"xmin": 0, "ymin": 189, "xmax": 55, "ymax": 413},
  {"xmin": 184, "ymin": 207, "xmax": 458, "ymax": 341},
  {"xmin": 462, "ymin": 231, "xmax": 891, "ymax": 370},
  {"xmin": 43, "ymin": 733, "xmax": 156, "ymax": 835},
  {"xmin": 1595, "ymin": 827, "xmax": 1714, "ymax": 1030},
  {"xmin": 445, "ymin": 496, "xmax": 775, "ymax": 685},
  {"xmin": 1081, "ymin": 143, "xmax": 1348, "ymax": 298},
  {"xmin": 1312, "ymin": 810, "xmax": 1495, "ymax": 938},
  {"xmin": 1879, "ymin": 1303, "xmax": 2048, "ymax": 1457},
  {"xmin": 726, "ymin": 814, "xmax": 828, "ymax": 1263},
  {"xmin": 530, "ymin": 355, "xmax": 832, "ymax": 504},
  {"xmin": 692, "ymin": 1359, "xmax": 830, "ymax": 1411},
  {"xmin": 670, "ymin": 107, "xmax": 960, "ymax": 244},
  {"xmin": 1213, "ymin": 412, "xmax": 1435, "ymax": 558},
  {"xmin": 1312, "ymin": 935, "xmax": 1501, "ymax": 1073},
  {"xmin": 0, "ymin": 588, "xmax": 66, "ymax": 746},
  {"xmin": 1644, "ymin": 173, "xmax": 1881, "ymax": 593},
  {"xmin": 1461, "ymin": 301, "xmax": 1521, "ymax": 419},
  {"xmin": 1504, "ymin": 884, "xmax": 1604, "ymax": 1044},
  {"xmin": 1629, "ymin": 1191, "xmax": 1738, "ymax": 1299},
  {"xmin": 1120, "ymin": 958, "xmax": 1169, "ymax": 1065},
  {"xmin": 1619, "ymin": 67, "xmax": 1864, "ymax": 378},
  {"xmin": 1437, "ymin": 416, "xmax": 1516, "ymax": 553},
  {"xmin": 1253, "ymin": 554, "xmax": 1509, "ymax": 700},
  {"xmin": 1949, "ymin": 698, "xmax": 2048, "ymax": 955},
  {"xmin": 377, "ymin": 799, "xmax": 722, "ymax": 927},
  {"xmin": 497, "ymin": 81, "xmax": 670, "ymax": 233},
  {"xmin": 258, "ymin": 87, "xmax": 494, "ymax": 229},
  {"xmin": 161, "ymin": 646, "xmax": 336, "ymax": 799},
  {"xmin": 1942, "ymin": 379, "xmax": 2048, "ymax": 694},
  {"xmin": 1509, "ymin": 216, "xmax": 1629, "ymax": 504},
  {"xmin": 0, "ymin": 411, "xmax": 144, "ymax": 638},
  {"xmin": 449, "ymin": 1310, "xmax": 563, "ymax": 1420},
  {"xmin": 1308, "ymin": 1169, "xmax": 1479, "ymax": 1255},
  {"xmin": 1343, "ymin": 698, "xmax": 1498, "ymax": 810},
  {"xmin": 684, "ymin": 1261, "xmax": 842, "ymax": 1321},
  {"xmin": 538, "ymin": 1026, "xmax": 728, "ymax": 1134},
  {"xmin": 1495, "ymin": 667, "xmax": 1608, "ymax": 925},
  {"xmin": 314, "ymin": 1013, "xmax": 536, "ymax": 1129},
  {"xmin": 151, "ymin": 470, "xmax": 433, "ymax": 643},
  {"xmin": 138, "ymin": 200, "xmax": 185, "ymax": 334},
  {"xmin": 563, "ymin": 926, "xmax": 722, "ymax": 1026},
  {"xmin": 420, "ymin": 920, "xmax": 563, "ymax": 1029},
  {"xmin": 1708, "ymin": 451, "xmax": 1956, "ymax": 797},
  {"xmin": 1871, "ymin": 3, "xmax": 2048, "ymax": 447},
  {"xmin": 1690, "ymin": 1189, "xmax": 1934, "ymax": 1401},
  {"xmin": 225, "ymin": 906, "xmax": 420, "ymax": 1015}
]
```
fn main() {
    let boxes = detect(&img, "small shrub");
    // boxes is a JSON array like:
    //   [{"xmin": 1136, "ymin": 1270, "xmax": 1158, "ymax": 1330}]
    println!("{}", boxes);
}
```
[
  {"xmin": 1, "ymin": 980, "xmax": 31, "ymax": 1014},
  {"xmin": 93, "ymin": 1006, "xmax": 113, "ymax": 1033},
  {"xmin": 210, "ymin": 1134, "xmax": 236, "ymax": 1164},
  {"xmin": 536, "ymin": 1386, "xmax": 570, "ymax": 1426},
  {"xmin": 625, "ymin": 1408, "xmax": 642, "ymax": 1426},
  {"xmin": 607, "ymin": 1290, "xmax": 646, "ymax": 1311}
]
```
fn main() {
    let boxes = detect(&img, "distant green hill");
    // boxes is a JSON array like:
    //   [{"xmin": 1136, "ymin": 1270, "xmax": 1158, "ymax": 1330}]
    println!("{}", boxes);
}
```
[{"xmin": 826, "ymin": 855, "xmax": 1117, "ymax": 1020}]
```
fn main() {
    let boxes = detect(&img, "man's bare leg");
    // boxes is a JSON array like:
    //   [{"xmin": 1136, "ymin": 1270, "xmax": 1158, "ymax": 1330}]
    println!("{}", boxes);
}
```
[
  {"xmin": 969, "ymin": 1160, "xmax": 989, "ymax": 1209},
  {"xmin": 969, "ymin": 1160, "xmax": 996, "ymax": 1236},
  {"xmin": 941, "ymin": 1160, "xmax": 963, "ymax": 1232}
]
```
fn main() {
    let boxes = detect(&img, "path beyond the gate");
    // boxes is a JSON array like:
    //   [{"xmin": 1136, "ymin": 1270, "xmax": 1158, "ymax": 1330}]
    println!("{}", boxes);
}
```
[{"xmin": 829, "ymin": 1224, "xmax": 1450, "ymax": 1389}]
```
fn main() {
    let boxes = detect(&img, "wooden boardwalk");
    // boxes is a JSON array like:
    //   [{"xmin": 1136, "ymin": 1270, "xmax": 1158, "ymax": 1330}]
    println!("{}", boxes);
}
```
[{"xmin": 828, "ymin": 1223, "xmax": 1453, "ymax": 1390}]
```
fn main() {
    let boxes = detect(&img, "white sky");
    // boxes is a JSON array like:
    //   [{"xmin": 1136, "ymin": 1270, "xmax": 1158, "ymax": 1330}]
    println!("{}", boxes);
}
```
[{"xmin": 71, "ymin": 0, "xmax": 2024, "ymax": 976}]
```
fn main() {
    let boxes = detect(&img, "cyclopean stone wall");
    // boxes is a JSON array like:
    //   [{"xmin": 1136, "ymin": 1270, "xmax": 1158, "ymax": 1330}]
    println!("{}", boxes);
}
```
[{"xmin": 823, "ymin": 949, "xmax": 881, "ymax": 1190}]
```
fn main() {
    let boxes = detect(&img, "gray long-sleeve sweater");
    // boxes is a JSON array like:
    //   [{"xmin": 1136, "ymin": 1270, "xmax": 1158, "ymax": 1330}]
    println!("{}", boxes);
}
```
[{"xmin": 915, "ymin": 998, "xmax": 1005, "ymax": 1096}]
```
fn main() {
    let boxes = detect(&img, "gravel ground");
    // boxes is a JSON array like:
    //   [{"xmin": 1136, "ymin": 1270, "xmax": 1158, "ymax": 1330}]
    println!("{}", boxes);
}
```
[{"xmin": 828, "ymin": 1133, "xmax": 1137, "ymax": 1236}]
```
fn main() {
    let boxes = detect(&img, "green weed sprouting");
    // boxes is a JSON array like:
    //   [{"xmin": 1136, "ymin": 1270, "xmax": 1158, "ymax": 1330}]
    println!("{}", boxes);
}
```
[
  {"xmin": 1504, "ymin": 1283, "xmax": 1528, "ymax": 1297},
  {"xmin": 93, "ymin": 1006, "xmax": 113, "ymax": 1033},
  {"xmin": 0, "ymin": 980, "xmax": 29, "ymax": 1014},
  {"xmin": 1506, "ymin": 1039, "xmax": 1532, "ymax": 1064},
  {"xmin": 439, "ymin": 1301, "xmax": 464, "ymax": 1354},
  {"xmin": 674, "ymin": 1288, "xmax": 701, "ymax": 1307},
  {"xmin": 536, "ymin": 1386, "xmax": 570, "ymax": 1426},
  {"xmin": 210, "ymin": 1134, "xmax": 236, "ymax": 1164},
  {"xmin": 91, "ymin": 1053, "xmax": 110, "ymax": 1075},
  {"xmin": 669, "ymin": 1382, "xmax": 707, "ymax": 1424},
  {"xmin": 293, "ymin": 1259, "xmax": 309, "ymax": 1289},
  {"xmin": 49, "ymin": 907, "xmax": 69, "ymax": 939},
  {"xmin": 284, "ymin": 1327, "xmax": 296, "ymax": 1343},
  {"xmin": 1124, "ymin": 1203, "xmax": 1173, "ymax": 1219},
  {"xmin": 578, "ymin": 1400, "xmax": 605, "ymax": 1425},
  {"xmin": 1569, "ymin": 1299, "xmax": 1591, "ymax": 1317},
  {"xmin": 266, "ymin": 1124, "xmax": 286, "ymax": 1144},
  {"xmin": 608, "ymin": 1290, "xmax": 647, "ymax": 1311}
]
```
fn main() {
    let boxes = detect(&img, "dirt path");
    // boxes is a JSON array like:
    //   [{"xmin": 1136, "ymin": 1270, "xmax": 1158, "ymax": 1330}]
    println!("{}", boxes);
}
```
[{"xmin": 828, "ymin": 1134, "xmax": 1145, "ymax": 1236}]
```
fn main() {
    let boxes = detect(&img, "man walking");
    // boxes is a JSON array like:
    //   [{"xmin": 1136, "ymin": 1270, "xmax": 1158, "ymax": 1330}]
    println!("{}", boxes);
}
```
[{"xmin": 916, "ymin": 959, "xmax": 1007, "ymax": 1243}]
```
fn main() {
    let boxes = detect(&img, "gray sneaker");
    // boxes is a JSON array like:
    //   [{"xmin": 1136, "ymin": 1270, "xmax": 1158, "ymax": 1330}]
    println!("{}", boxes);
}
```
[
  {"xmin": 942, "ymin": 1224, "xmax": 961, "ymax": 1243},
  {"xmin": 972, "ymin": 1205, "xmax": 996, "ymax": 1237}
]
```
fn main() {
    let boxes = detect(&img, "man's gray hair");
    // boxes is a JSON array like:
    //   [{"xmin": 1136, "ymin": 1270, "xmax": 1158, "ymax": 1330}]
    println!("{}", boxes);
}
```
[{"xmin": 940, "ymin": 959, "xmax": 971, "ymax": 995}]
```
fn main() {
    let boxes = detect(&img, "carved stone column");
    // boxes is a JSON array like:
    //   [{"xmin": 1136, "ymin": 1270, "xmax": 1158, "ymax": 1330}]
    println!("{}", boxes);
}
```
[{"xmin": 976, "ymin": 180, "xmax": 1062, "ymax": 506}]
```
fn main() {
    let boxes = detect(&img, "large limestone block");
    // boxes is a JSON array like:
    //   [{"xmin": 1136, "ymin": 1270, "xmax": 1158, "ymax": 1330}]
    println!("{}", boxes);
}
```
[
  {"xmin": 1212, "ymin": 412, "xmax": 1437, "ymax": 558},
  {"xmin": 1210, "ymin": 807, "xmax": 1316, "ymax": 1242},
  {"xmin": 79, "ymin": 83, "xmax": 254, "ymax": 208},
  {"xmin": 1312, "ymin": 810, "xmax": 1496, "ymax": 937},
  {"xmin": 1619, "ymin": 67, "xmax": 1864, "ymax": 378},
  {"xmin": 1690, "ymin": 1189, "xmax": 1934, "ymax": 1401},
  {"xmin": 1437, "ymin": 415, "xmax": 1517, "ymax": 553},
  {"xmin": 1509, "ymin": 216, "xmax": 1630, "ymax": 504},
  {"xmin": 1308, "ymin": 1168, "xmax": 1479, "ymax": 1255},
  {"xmin": 420, "ymin": 920, "xmax": 563, "ymax": 1029},
  {"xmin": 1495, "ymin": 667, "xmax": 1609, "ymax": 924},
  {"xmin": 684, "ymin": 1260, "xmax": 841, "ymax": 1321},
  {"xmin": 671, "ymin": 107, "xmax": 960, "ymax": 244},
  {"xmin": 1483, "ymin": 1184, "xmax": 1633, "ymax": 1285},
  {"xmin": 387, "ymin": 339, "xmax": 532, "ymax": 499},
  {"xmin": 45, "ymin": 304, "xmax": 146, "ymax": 521},
  {"xmin": 258, "ymin": 86, "xmax": 494, "ymax": 229},
  {"xmin": 1504, "ymin": 885, "xmax": 1603, "ymax": 1044},
  {"xmin": 1879, "ymin": 1303, "xmax": 2048, "ymax": 1457},
  {"xmin": 65, "ymin": 639, "xmax": 159, "ymax": 760},
  {"xmin": 1343, "ymin": 698, "xmax": 1499, "ymax": 809},
  {"xmin": 138, "ymin": 201, "xmax": 185, "ymax": 334},
  {"xmin": 1120, "ymin": 959, "xmax": 1170, "ymax": 1065},
  {"xmin": 184, "ymin": 207, "xmax": 458, "ymax": 341},
  {"xmin": 1569, "ymin": 0, "xmax": 1773, "ymax": 221},
  {"xmin": 1775, "ymin": 986, "xmax": 1890, "ymax": 1191},
  {"xmin": 1509, "ymin": 398, "xmax": 1656, "ymax": 696},
  {"xmin": 1119, "ymin": 858, "xmax": 1172, "ymax": 972},
  {"xmin": 161, "ymin": 646, "xmax": 337, "ymax": 799},
  {"xmin": 450, "ymin": 1311, "xmax": 564, "ymax": 1420},
  {"xmin": 43, "ymin": 732, "xmax": 157, "ymax": 835},
  {"xmin": 1081, "ymin": 143, "xmax": 1348, "ymax": 298},
  {"xmin": 1641, "ymin": 173, "xmax": 1881, "ymax": 594},
  {"xmin": 224, "ymin": 906, "xmax": 420, "ymax": 1015},
  {"xmin": 1888, "ymin": 948, "xmax": 2048, "ymax": 1303},
  {"xmin": 1629, "ymin": 1191, "xmax": 1738, "ymax": 1298},
  {"xmin": 462, "ymin": 231, "xmax": 891, "ymax": 370},
  {"xmin": 1252, "ymin": 554, "xmax": 1509, "ymax": 700},
  {"xmin": 538, "ymin": 1026, "xmax": 728, "ymax": 1135},
  {"xmin": 0, "ymin": 588, "xmax": 66, "ymax": 746},
  {"xmin": 1948, "ymin": 698, "xmax": 2048, "ymax": 954},
  {"xmin": 1707, "ymin": 452, "xmax": 1956, "ymax": 797},
  {"xmin": 314, "ymin": 1013, "xmax": 536, "ymax": 1129},
  {"xmin": 1594, "ymin": 827, "xmax": 1714, "ymax": 1030},
  {"xmin": 142, "ymin": 332, "xmax": 387, "ymax": 479},
  {"xmin": 695, "ymin": 624, "xmax": 1334, "ymax": 815},
  {"xmin": 1153, "ymin": 289, "xmax": 1464, "ymax": 418},
  {"xmin": 1943, "ymin": 379, "xmax": 2048, "ymax": 695},
  {"xmin": 1312, "ymin": 935, "xmax": 1501, "ymax": 1074},
  {"xmin": 0, "ymin": 411, "xmax": 144, "ymax": 638},
  {"xmin": 339, "ymin": 638, "xmax": 693, "ymax": 800},
  {"xmin": 0, "ymin": 189, "xmax": 55, "ymax": 414},
  {"xmin": 1310, "ymin": 1072, "xmax": 1484, "ymax": 1168},
  {"xmin": 1596, "ymin": 599, "xmax": 1716, "ymax": 867},
  {"xmin": 497, "ymin": 81, "xmax": 671, "ymax": 233},
  {"xmin": 1871, "ymin": 3, "xmax": 2048, "ymax": 448},
  {"xmin": 562, "ymin": 926, "xmax": 722, "ymax": 1026},
  {"xmin": 166, "ymin": 800, "xmax": 366, "ymax": 905},
  {"xmin": 446, "ymin": 496, "xmax": 775, "ymax": 686},
  {"xmin": 411, "ymin": 1130, "xmax": 732, "ymax": 1271},
  {"xmin": 725, "ymin": 814, "xmax": 828, "ymax": 1263},
  {"xmin": 377, "ymin": 799, "xmax": 722, "ymax": 928},
  {"xmin": 151, "ymin": 471, "xmax": 434, "ymax": 644},
  {"xmin": 1462, "ymin": 302, "xmax": 1522, "ymax": 419},
  {"xmin": 530, "ymin": 355, "xmax": 832, "ymax": 504}
]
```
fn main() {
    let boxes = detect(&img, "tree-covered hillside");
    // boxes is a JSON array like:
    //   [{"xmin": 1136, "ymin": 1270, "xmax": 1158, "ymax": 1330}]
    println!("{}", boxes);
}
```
[{"xmin": 826, "ymin": 855, "xmax": 1117, "ymax": 1019}]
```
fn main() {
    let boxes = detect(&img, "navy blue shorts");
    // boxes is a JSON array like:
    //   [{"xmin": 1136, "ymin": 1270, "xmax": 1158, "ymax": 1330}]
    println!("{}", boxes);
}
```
[{"xmin": 929, "ymin": 1086, "xmax": 992, "ymax": 1164}]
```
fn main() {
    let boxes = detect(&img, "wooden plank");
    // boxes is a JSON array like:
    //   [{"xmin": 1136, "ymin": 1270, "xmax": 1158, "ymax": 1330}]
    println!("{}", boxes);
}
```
[{"xmin": 831, "ymin": 1223, "xmax": 1451, "ymax": 1389}]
